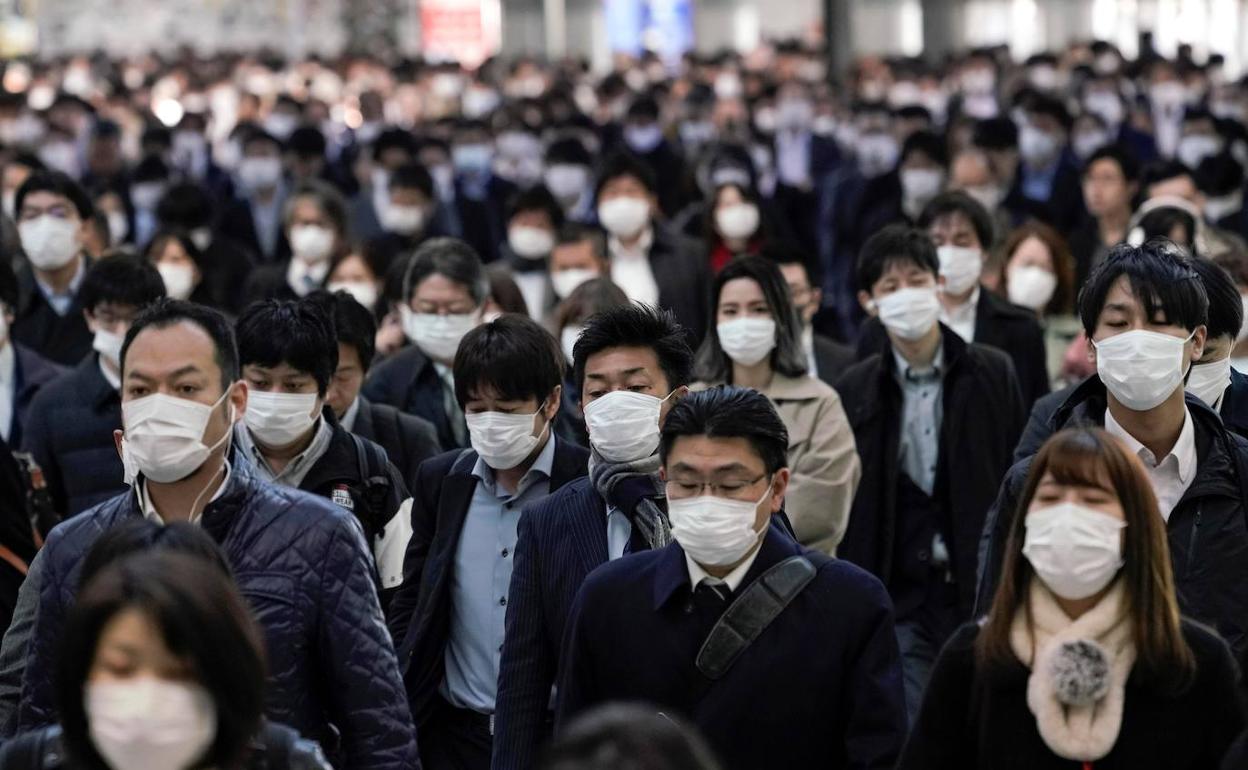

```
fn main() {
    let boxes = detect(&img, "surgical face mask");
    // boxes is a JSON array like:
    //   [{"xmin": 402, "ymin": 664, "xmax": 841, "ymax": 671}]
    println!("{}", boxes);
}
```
[
  {"xmin": 1177, "ymin": 134, "xmax": 1223, "ymax": 170},
  {"xmin": 900, "ymin": 168, "xmax": 945, "ymax": 203},
  {"xmin": 776, "ymin": 99, "xmax": 814, "ymax": 131},
  {"xmin": 508, "ymin": 226, "xmax": 554, "ymax": 260},
  {"xmin": 1093, "ymin": 329, "xmax": 1195, "ymax": 411},
  {"xmin": 964, "ymin": 184, "xmax": 1003, "ymax": 213},
  {"xmin": 1006, "ymin": 265, "xmax": 1058, "ymax": 311},
  {"xmin": 551, "ymin": 268, "xmax": 599, "ymax": 299},
  {"xmin": 1084, "ymin": 92, "xmax": 1125, "ymax": 127},
  {"xmin": 93, "ymin": 328, "xmax": 124, "ymax": 369},
  {"xmin": 190, "ymin": 227, "xmax": 212, "ymax": 252},
  {"xmin": 122, "ymin": 389, "xmax": 233, "ymax": 483},
  {"xmin": 452, "ymin": 143, "xmax": 494, "ymax": 175},
  {"xmin": 380, "ymin": 203, "xmax": 426, "ymax": 236},
  {"xmin": 86, "ymin": 677, "xmax": 217, "ymax": 770},
  {"xmin": 237, "ymin": 156, "xmax": 283, "ymax": 191},
  {"xmin": 289, "ymin": 224, "xmax": 334, "ymax": 264},
  {"xmin": 327, "ymin": 280, "xmax": 378, "ymax": 311},
  {"xmin": 1205, "ymin": 191, "xmax": 1243, "ymax": 223},
  {"xmin": 158, "ymin": 263, "xmax": 196, "ymax": 301},
  {"xmin": 1023, "ymin": 502, "xmax": 1125, "ymax": 600},
  {"xmin": 1187, "ymin": 355, "xmax": 1232, "ymax": 408},
  {"xmin": 936, "ymin": 245, "xmax": 983, "ymax": 296},
  {"xmin": 1072, "ymin": 129, "xmax": 1111, "ymax": 161},
  {"xmin": 597, "ymin": 196, "xmax": 650, "ymax": 239},
  {"xmin": 714, "ymin": 203, "xmax": 760, "ymax": 241},
  {"xmin": 400, "ymin": 306, "xmax": 478, "ymax": 362},
  {"xmin": 855, "ymin": 132, "xmax": 900, "ymax": 179},
  {"xmin": 19, "ymin": 215, "xmax": 80, "ymax": 271},
  {"xmin": 624, "ymin": 123, "xmax": 664, "ymax": 154},
  {"xmin": 583, "ymin": 389, "xmax": 671, "ymax": 463},
  {"xmin": 466, "ymin": 407, "xmax": 547, "ymax": 469},
  {"xmin": 544, "ymin": 164, "xmax": 590, "ymax": 205},
  {"xmin": 244, "ymin": 390, "xmax": 320, "ymax": 448},
  {"xmin": 130, "ymin": 182, "xmax": 166, "ymax": 211},
  {"xmin": 669, "ymin": 486, "xmax": 770, "ymax": 567},
  {"xmin": 717, "ymin": 317, "xmax": 776, "ymax": 366},
  {"xmin": 560, "ymin": 325, "xmax": 582, "ymax": 363},
  {"xmin": 1019, "ymin": 125, "xmax": 1059, "ymax": 165},
  {"xmin": 873, "ymin": 286, "xmax": 941, "ymax": 341},
  {"xmin": 106, "ymin": 211, "xmax": 128, "ymax": 244}
]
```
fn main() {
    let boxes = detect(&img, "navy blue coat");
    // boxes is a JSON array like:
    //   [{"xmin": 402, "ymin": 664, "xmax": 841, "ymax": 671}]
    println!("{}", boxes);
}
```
[
  {"xmin": 556, "ymin": 526, "xmax": 907, "ymax": 770},
  {"xmin": 19, "ymin": 354, "xmax": 123, "ymax": 518},
  {"xmin": 12, "ymin": 263, "xmax": 92, "ymax": 367},
  {"xmin": 363, "ymin": 346, "xmax": 465, "ymax": 450},
  {"xmin": 17, "ymin": 459, "xmax": 420, "ymax": 770},
  {"xmin": 349, "ymin": 396, "xmax": 443, "ymax": 487},
  {"xmin": 9, "ymin": 344, "xmax": 67, "ymax": 449}
]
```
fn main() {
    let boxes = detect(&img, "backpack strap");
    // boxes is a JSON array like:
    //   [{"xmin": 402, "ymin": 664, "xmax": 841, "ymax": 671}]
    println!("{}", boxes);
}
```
[
  {"xmin": 349, "ymin": 433, "xmax": 397, "ymax": 541},
  {"xmin": 695, "ymin": 555, "xmax": 818, "ymax": 680}
]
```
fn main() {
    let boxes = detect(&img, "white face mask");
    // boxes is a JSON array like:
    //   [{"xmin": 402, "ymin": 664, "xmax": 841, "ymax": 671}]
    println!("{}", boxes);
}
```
[
  {"xmin": 899, "ymin": 168, "xmax": 945, "ymax": 203},
  {"xmin": 466, "ymin": 407, "xmax": 547, "ymax": 469},
  {"xmin": 1023, "ymin": 502, "xmax": 1125, "ymax": 600},
  {"xmin": 873, "ymin": 286, "xmax": 942, "ymax": 341},
  {"xmin": 327, "ymin": 280, "xmax": 378, "ymax": 311},
  {"xmin": 20, "ymin": 215, "xmax": 80, "ymax": 271},
  {"xmin": 717, "ymin": 317, "xmax": 776, "ymax": 367},
  {"xmin": 714, "ymin": 203, "xmax": 760, "ymax": 241},
  {"xmin": 158, "ymin": 263, "xmax": 196, "ymax": 301},
  {"xmin": 244, "ymin": 390, "xmax": 320, "ymax": 448},
  {"xmin": 380, "ymin": 203, "xmax": 426, "ymax": 236},
  {"xmin": 1072, "ymin": 129, "xmax": 1111, "ymax": 161},
  {"xmin": 106, "ymin": 211, "xmax": 129, "ymax": 244},
  {"xmin": 544, "ymin": 164, "xmax": 590, "ymax": 205},
  {"xmin": 855, "ymin": 133, "xmax": 901, "ymax": 179},
  {"xmin": 1006, "ymin": 265, "xmax": 1058, "ymax": 311},
  {"xmin": 86, "ymin": 677, "xmax": 217, "ymax": 770},
  {"xmin": 550, "ymin": 268, "xmax": 599, "ymax": 300},
  {"xmin": 560, "ymin": 325, "xmax": 582, "ymax": 363},
  {"xmin": 400, "ymin": 306, "xmax": 478, "ymax": 363},
  {"xmin": 1177, "ymin": 134, "xmax": 1223, "ymax": 170},
  {"xmin": 130, "ymin": 182, "xmax": 166, "ymax": 211},
  {"xmin": 1019, "ymin": 125, "xmax": 1060, "ymax": 165},
  {"xmin": 669, "ymin": 486, "xmax": 771, "ymax": 567},
  {"xmin": 597, "ymin": 196, "xmax": 650, "ymax": 239},
  {"xmin": 289, "ymin": 224, "xmax": 334, "ymax": 264},
  {"xmin": 964, "ymin": 184, "xmax": 1004, "ymax": 213},
  {"xmin": 93, "ymin": 328, "xmax": 124, "ymax": 370},
  {"xmin": 936, "ymin": 245, "xmax": 983, "ymax": 296},
  {"xmin": 583, "ymin": 389, "xmax": 671, "ymax": 463},
  {"xmin": 508, "ymin": 226, "xmax": 555, "ymax": 260},
  {"xmin": 1093, "ymin": 329, "xmax": 1195, "ymax": 412},
  {"xmin": 238, "ymin": 156, "xmax": 282, "ymax": 191},
  {"xmin": 122, "ymin": 389, "xmax": 233, "ymax": 484},
  {"xmin": 1187, "ymin": 356, "xmax": 1232, "ymax": 408}
]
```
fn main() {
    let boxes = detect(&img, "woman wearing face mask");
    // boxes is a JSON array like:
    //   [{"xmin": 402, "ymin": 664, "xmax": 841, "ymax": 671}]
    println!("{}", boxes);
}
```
[
  {"xmin": 0, "ymin": 524, "xmax": 331, "ymax": 770},
  {"xmin": 692, "ymin": 256, "xmax": 860, "ymax": 556},
  {"xmin": 244, "ymin": 181, "xmax": 347, "ymax": 306},
  {"xmin": 998, "ymin": 223, "xmax": 1082, "ymax": 389},
  {"xmin": 703, "ymin": 182, "xmax": 768, "ymax": 273},
  {"xmin": 899, "ymin": 428, "xmax": 1244, "ymax": 770},
  {"xmin": 549, "ymin": 278, "xmax": 629, "ymax": 448},
  {"xmin": 327, "ymin": 247, "xmax": 385, "ymax": 319},
  {"xmin": 145, "ymin": 230, "xmax": 212, "ymax": 306}
]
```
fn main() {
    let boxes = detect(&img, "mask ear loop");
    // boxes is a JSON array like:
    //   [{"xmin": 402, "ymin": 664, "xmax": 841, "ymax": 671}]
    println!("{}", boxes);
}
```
[{"xmin": 186, "ymin": 395, "xmax": 237, "ymax": 522}]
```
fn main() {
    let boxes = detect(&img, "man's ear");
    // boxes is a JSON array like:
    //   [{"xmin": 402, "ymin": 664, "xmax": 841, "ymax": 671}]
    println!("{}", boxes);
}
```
[
  {"xmin": 1192, "ymin": 325, "xmax": 1208, "ymax": 363},
  {"xmin": 112, "ymin": 428, "xmax": 124, "ymax": 458},
  {"xmin": 544, "ymin": 384, "xmax": 562, "ymax": 420},
  {"xmin": 857, "ymin": 290, "xmax": 876, "ymax": 316},
  {"xmin": 770, "ymin": 468, "xmax": 791, "ymax": 513},
  {"xmin": 82, "ymin": 308, "xmax": 97, "ymax": 334},
  {"xmin": 229, "ymin": 380, "xmax": 248, "ymax": 421}
]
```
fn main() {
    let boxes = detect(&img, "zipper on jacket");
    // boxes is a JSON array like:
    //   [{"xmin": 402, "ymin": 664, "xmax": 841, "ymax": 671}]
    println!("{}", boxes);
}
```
[{"xmin": 1185, "ymin": 505, "xmax": 1203, "ymax": 579}]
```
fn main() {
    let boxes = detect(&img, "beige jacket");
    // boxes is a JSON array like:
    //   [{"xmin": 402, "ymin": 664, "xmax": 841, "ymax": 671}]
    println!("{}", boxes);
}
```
[{"xmin": 694, "ymin": 373, "xmax": 862, "ymax": 555}]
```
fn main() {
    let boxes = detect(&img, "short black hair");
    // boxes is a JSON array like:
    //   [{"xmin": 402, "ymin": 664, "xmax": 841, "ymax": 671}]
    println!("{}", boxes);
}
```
[
  {"xmin": 236, "ymin": 299, "xmax": 338, "ymax": 396},
  {"xmin": 15, "ymin": 170, "xmax": 93, "ymax": 220},
  {"xmin": 760, "ymin": 239, "xmax": 821, "ymax": 287},
  {"xmin": 404, "ymin": 237, "xmax": 490, "ymax": 305},
  {"xmin": 537, "ymin": 704, "xmax": 723, "ymax": 770},
  {"xmin": 1027, "ymin": 92, "xmax": 1073, "ymax": 132},
  {"xmin": 918, "ymin": 190, "xmax": 994, "ymax": 249},
  {"xmin": 156, "ymin": 182, "xmax": 216, "ymax": 229},
  {"xmin": 1140, "ymin": 159, "xmax": 1195, "ymax": 193},
  {"xmin": 0, "ymin": 259, "xmax": 18, "ymax": 310},
  {"xmin": 1078, "ymin": 239, "xmax": 1209, "ymax": 337},
  {"xmin": 660, "ymin": 385, "xmax": 789, "ymax": 474},
  {"xmin": 286, "ymin": 125, "xmax": 327, "ymax": 158},
  {"xmin": 973, "ymin": 117, "xmax": 1019, "ymax": 150},
  {"xmin": 453, "ymin": 314, "xmax": 564, "ymax": 407},
  {"xmin": 122, "ymin": 299, "xmax": 240, "ymax": 391},
  {"xmin": 901, "ymin": 129, "xmax": 949, "ymax": 168},
  {"xmin": 545, "ymin": 137, "xmax": 592, "ymax": 166},
  {"xmin": 573, "ymin": 303, "xmax": 693, "ymax": 394},
  {"xmin": 57, "ymin": 545, "xmax": 265, "ymax": 770},
  {"xmin": 857, "ymin": 223, "xmax": 939, "ymax": 291},
  {"xmin": 79, "ymin": 254, "xmax": 166, "ymax": 315},
  {"xmin": 506, "ymin": 184, "xmax": 565, "ymax": 229},
  {"xmin": 594, "ymin": 150, "xmax": 658, "ymax": 200},
  {"xmin": 373, "ymin": 128, "xmax": 418, "ymax": 162},
  {"xmin": 1084, "ymin": 144, "xmax": 1140, "ymax": 182},
  {"xmin": 325, "ymin": 290, "xmax": 378, "ymax": 371},
  {"xmin": 1189, "ymin": 256, "xmax": 1243, "ymax": 341},
  {"xmin": 389, "ymin": 161, "xmax": 434, "ymax": 198}
]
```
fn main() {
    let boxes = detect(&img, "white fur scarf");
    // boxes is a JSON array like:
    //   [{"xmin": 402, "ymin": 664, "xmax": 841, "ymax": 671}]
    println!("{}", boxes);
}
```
[{"xmin": 1009, "ymin": 580, "xmax": 1136, "ymax": 762}]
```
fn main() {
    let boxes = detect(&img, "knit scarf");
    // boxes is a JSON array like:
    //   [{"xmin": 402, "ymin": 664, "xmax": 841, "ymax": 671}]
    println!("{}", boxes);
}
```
[
  {"xmin": 1009, "ymin": 580, "xmax": 1136, "ymax": 762},
  {"xmin": 588, "ymin": 450, "xmax": 672, "ymax": 550}
]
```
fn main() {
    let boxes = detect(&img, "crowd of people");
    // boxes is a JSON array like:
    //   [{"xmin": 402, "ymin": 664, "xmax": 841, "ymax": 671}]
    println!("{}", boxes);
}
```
[{"xmin": 0, "ymin": 30, "xmax": 1244, "ymax": 770}]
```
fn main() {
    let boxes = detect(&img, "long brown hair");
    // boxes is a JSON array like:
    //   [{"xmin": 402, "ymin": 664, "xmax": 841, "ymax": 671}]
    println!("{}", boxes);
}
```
[
  {"xmin": 975, "ymin": 428, "xmax": 1195, "ymax": 690},
  {"xmin": 999, "ymin": 220, "xmax": 1077, "ymax": 315}
]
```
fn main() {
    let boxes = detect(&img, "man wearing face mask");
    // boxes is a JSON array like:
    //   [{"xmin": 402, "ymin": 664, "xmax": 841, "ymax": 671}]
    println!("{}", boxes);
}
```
[
  {"xmin": 21, "ymin": 256, "xmax": 165, "ymax": 520},
  {"xmin": 451, "ymin": 120, "xmax": 515, "ymax": 264},
  {"xmin": 367, "ymin": 162, "xmax": 445, "ymax": 272},
  {"xmin": 502, "ymin": 186, "xmax": 563, "ymax": 322},
  {"xmin": 348, "ymin": 128, "xmax": 419, "ymax": 242},
  {"xmin": 977, "ymin": 240, "xmax": 1248, "ymax": 674},
  {"xmin": 388, "ymin": 315, "xmax": 588, "ymax": 770},
  {"xmin": 542, "ymin": 139, "xmax": 595, "ymax": 224},
  {"xmin": 556, "ymin": 386, "xmax": 906, "ymax": 769},
  {"xmin": 771, "ymin": 82, "xmax": 843, "ymax": 252},
  {"xmin": 6, "ymin": 299, "xmax": 421, "ymax": 768},
  {"xmin": 766, "ymin": 244, "xmax": 855, "ymax": 387},
  {"xmin": 492, "ymin": 304, "xmax": 695, "ymax": 770},
  {"xmin": 616, "ymin": 97, "xmax": 687, "ymax": 218},
  {"xmin": 1009, "ymin": 95, "xmax": 1086, "ymax": 235},
  {"xmin": 0, "ymin": 262, "xmax": 65, "ymax": 450},
  {"xmin": 127, "ymin": 155, "xmax": 171, "ymax": 249},
  {"xmin": 245, "ymin": 181, "xmax": 346, "ymax": 305},
  {"xmin": 217, "ymin": 129, "xmax": 290, "ymax": 264},
  {"xmin": 837, "ymin": 225, "xmax": 1024, "ymax": 722},
  {"xmin": 155, "ymin": 183, "xmax": 257, "ymax": 315},
  {"xmin": 11, "ymin": 171, "xmax": 96, "ymax": 366},
  {"xmin": 594, "ymin": 152, "xmax": 709, "ymax": 344},
  {"xmin": 364, "ymin": 238, "xmax": 487, "ymax": 449}
]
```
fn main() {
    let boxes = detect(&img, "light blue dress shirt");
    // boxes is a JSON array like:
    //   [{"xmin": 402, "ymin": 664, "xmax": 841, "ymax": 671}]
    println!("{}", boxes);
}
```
[
  {"xmin": 443, "ymin": 435, "xmax": 557, "ymax": 713},
  {"xmin": 892, "ymin": 344, "xmax": 945, "ymax": 497},
  {"xmin": 605, "ymin": 505, "xmax": 632, "ymax": 560},
  {"xmin": 34, "ymin": 257, "xmax": 85, "ymax": 317}
]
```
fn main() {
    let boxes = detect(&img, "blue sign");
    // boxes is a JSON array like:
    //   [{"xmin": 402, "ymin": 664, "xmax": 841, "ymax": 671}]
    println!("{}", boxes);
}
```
[{"xmin": 604, "ymin": 0, "xmax": 693, "ymax": 64}]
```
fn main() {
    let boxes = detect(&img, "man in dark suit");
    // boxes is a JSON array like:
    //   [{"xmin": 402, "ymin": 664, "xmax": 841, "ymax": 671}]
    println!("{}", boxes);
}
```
[
  {"xmin": 216, "ymin": 128, "xmax": 290, "ymax": 264},
  {"xmin": 556, "ymin": 386, "xmax": 906, "ymax": 770},
  {"xmin": 594, "ymin": 151, "xmax": 710, "ymax": 346},
  {"xmin": 450, "ymin": 120, "xmax": 517, "ymax": 264},
  {"xmin": 615, "ymin": 96, "xmax": 689, "ymax": 219},
  {"xmin": 322, "ymin": 290, "xmax": 441, "ymax": 484},
  {"xmin": 491, "ymin": 303, "xmax": 695, "ymax": 770},
  {"xmin": 363, "ymin": 238, "xmax": 488, "ymax": 449},
  {"xmin": 388, "ymin": 315, "xmax": 588, "ymax": 770},
  {"xmin": 766, "ymin": 242, "xmax": 854, "ymax": 387},
  {"xmin": 0, "ymin": 258, "xmax": 66, "ymax": 447}
]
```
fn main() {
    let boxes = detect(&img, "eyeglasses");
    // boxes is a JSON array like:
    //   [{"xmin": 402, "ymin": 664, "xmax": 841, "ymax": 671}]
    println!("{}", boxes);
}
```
[{"xmin": 665, "ymin": 474, "xmax": 768, "ymax": 500}]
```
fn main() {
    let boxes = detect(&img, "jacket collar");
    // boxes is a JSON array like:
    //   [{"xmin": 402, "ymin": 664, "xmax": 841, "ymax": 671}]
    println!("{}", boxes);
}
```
[
  {"xmin": 652, "ymin": 522, "xmax": 802, "ymax": 610},
  {"xmin": 123, "ymin": 446, "xmax": 257, "ymax": 542},
  {"xmin": 766, "ymin": 371, "xmax": 827, "ymax": 400},
  {"xmin": 880, "ymin": 322, "xmax": 969, "ymax": 383},
  {"xmin": 75, "ymin": 352, "xmax": 119, "ymax": 410},
  {"xmin": 550, "ymin": 439, "xmax": 590, "ymax": 490}
]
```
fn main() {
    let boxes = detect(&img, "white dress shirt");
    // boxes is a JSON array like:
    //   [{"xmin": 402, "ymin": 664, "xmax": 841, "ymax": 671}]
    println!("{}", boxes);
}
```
[
  {"xmin": 286, "ymin": 258, "xmax": 331, "ymax": 297},
  {"xmin": 940, "ymin": 287, "xmax": 979, "ymax": 343},
  {"xmin": 608, "ymin": 227, "xmax": 660, "ymax": 307},
  {"xmin": 1104, "ymin": 406, "xmax": 1197, "ymax": 521},
  {"xmin": 686, "ymin": 539, "xmax": 764, "ymax": 594},
  {"xmin": 0, "ymin": 343, "xmax": 15, "ymax": 442},
  {"xmin": 136, "ymin": 461, "xmax": 232, "ymax": 524}
]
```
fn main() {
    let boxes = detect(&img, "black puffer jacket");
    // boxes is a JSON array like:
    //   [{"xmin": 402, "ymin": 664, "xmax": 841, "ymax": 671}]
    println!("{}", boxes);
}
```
[{"xmin": 15, "ymin": 458, "xmax": 420, "ymax": 770}]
